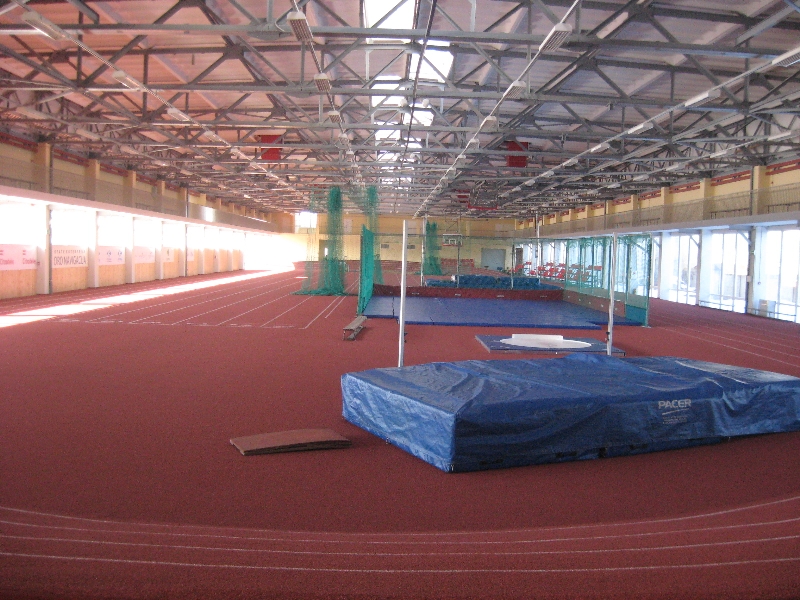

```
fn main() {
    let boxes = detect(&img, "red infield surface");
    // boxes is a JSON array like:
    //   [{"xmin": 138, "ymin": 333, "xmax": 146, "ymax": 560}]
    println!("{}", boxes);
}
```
[{"xmin": 1, "ymin": 266, "xmax": 799, "ymax": 599}]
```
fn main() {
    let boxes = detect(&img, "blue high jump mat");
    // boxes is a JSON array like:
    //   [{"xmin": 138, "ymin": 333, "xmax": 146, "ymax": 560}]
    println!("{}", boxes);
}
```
[
  {"xmin": 476, "ymin": 334, "xmax": 625, "ymax": 356},
  {"xmin": 341, "ymin": 354, "xmax": 800, "ymax": 472},
  {"xmin": 362, "ymin": 296, "xmax": 639, "ymax": 329}
]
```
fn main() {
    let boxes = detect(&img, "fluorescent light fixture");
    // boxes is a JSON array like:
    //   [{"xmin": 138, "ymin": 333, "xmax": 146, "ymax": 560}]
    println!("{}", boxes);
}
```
[
  {"xmin": 767, "ymin": 130, "xmax": 798, "ymax": 142},
  {"xmin": 166, "ymin": 107, "xmax": 191, "ymax": 122},
  {"xmin": 15, "ymin": 106, "xmax": 48, "ymax": 119},
  {"xmin": 466, "ymin": 137, "xmax": 480, "ymax": 148},
  {"xmin": 683, "ymin": 88, "xmax": 721, "ymax": 108},
  {"xmin": 313, "ymin": 73, "xmax": 332, "ymax": 93},
  {"xmin": 327, "ymin": 110, "xmax": 342, "ymax": 123},
  {"xmin": 287, "ymin": 11, "xmax": 313, "ymax": 42},
  {"xmin": 346, "ymin": 149, "xmax": 355, "ymax": 156},
  {"xmin": 540, "ymin": 22, "xmax": 572, "ymax": 52},
  {"xmin": 607, "ymin": 183, "xmax": 621, "ymax": 189},
  {"xmin": 665, "ymin": 163, "xmax": 682, "ymax": 172},
  {"xmin": 74, "ymin": 127, "xmax": 101, "ymax": 141},
  {"xmin": 479, "ymin": 116, "xmax": 498, "ymax": 132},
  {"xmin": 563, "ymin": 157, "xmax": 579, "ymax": 167},
  {"xmin": 512, "ymin": 186, "xmax": 522, "ymax": 193},
  {"xmin": 541, "ymin": 170, "xmax": 555, "ymax": 177},
  {"xmin": 633, "ymin": 174, "xmax": 649, "ymax": 181},
  {"xmin": 180, "ymin": 169, "xmax": 192, "ymax": 176},
  {"xmin": 231, "ymin": 149, "xmax": 249, "ymax": 160},
  {"xmin": 627, "ymin": 122, "xmax": 653, "ymax": 135},
  {"xmin": 22, "ymin": 12, "xmax": 68, "ymax": 41},
  {"xmin": 112, "ymin": 70, "xmax": 143, "ymax": 91},
  {"xmin": 500, "ymin": 192, "xmax": 510, "ymax": 198},
  {"xmin": 710, "ymin": 149, "xmax": 730, "ymax": 158},
  {"xmin": 524, "ymin": 178, "xmax": 537, "ymax": 186},
  {"xmin": 153, "ymin": 160, "xmax": 169, "ymax": 167},
  {"xmin": 772, "ymin": 45, "xmax": 800, "ymax": 67},
  {"xmin": 504, "ymin": 80, "xmax": 527, "ymax": 99},
  {"xmin": 590, "ymin": 142, "xmax": 610, "ymax": 153},
  {"xmin": 203, "ymin": 131, "xmax": 225, "ymax": 143}
]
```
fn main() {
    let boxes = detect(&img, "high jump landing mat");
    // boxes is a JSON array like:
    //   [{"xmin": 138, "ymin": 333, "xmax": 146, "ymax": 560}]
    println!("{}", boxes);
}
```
[
  {"xmin": 362, "ymin": 296, "xmax": 640, "ymax": 329},
  {"xmin": 342, "ymin": 354, "xmax": 800, "ymax": 472}
]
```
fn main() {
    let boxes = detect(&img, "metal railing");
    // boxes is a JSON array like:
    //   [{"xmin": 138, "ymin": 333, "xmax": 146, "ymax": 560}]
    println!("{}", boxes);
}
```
[
  {"xmin": 0, "ymin": 155, "xmax": 276, "ymax": 232},
  {"xmin": 540, "ymin": 182, "xmax": 800, "ymax": 236}
]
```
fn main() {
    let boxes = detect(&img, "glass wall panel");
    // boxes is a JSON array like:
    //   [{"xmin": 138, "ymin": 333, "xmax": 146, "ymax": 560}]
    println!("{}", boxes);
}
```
[
  {"xmin": 666, "ymin": 233, "xmax": 699, "ymax": 304},
  {"xmin": 703, "ymin": 230, "xmax": 749, "ymax": 313}
]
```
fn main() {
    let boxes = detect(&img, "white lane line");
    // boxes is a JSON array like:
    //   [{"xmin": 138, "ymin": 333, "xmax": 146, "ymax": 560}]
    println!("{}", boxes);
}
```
[
  {"xmin": 258, "ymin": 296, "xmax": 313, "ymax": 327},
  {"xmin": 302, "ymin": 295, "xmax": 342, "ymax": 330},
  {"xmin": 2, "ymin": 496, "xmax": 798, "ymax": 541},
  {"xmin": 2, "ymin": 272, "xmax": 281, "ymax": 316},
  {"xmin": 89, "ymin": 273, "xmax": 296, "ymax": 323},
  {"xmin": 1, "ymin": 551, "xmax": 798, "ymax": 574},
  {"xmin": 651, "ymin": 317, "xmax": 800, "ymax": 368},
  {"xmin": 2, "ymin": 516, "xmax": 799, "ymax": 549},
  {"xmin": 652, "ymin": 315, "xmax": 800, "ymax": 358},
  {"xmin": 132, "ymin": 280, "xmax": 298, "ymax": 325},
  {"xmin": 165, "ymin": 281, "xmax": 300, "ymax": 325},
  {"xmin": 1, "ymin": 532, "xmax": 798, "ymax": 558},
  {"xmin": 213, "ymin": 287, "xmax": 308, "ymax": 326},
  {"xmin": 324, "ymin": 281, "xmax": 358, "ymax": 319}
]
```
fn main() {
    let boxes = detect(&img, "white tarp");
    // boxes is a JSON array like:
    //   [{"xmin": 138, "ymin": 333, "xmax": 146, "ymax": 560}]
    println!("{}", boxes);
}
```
[{"xmin": 499, "ymin": 334, "xmax": 592, "ymax": 349}]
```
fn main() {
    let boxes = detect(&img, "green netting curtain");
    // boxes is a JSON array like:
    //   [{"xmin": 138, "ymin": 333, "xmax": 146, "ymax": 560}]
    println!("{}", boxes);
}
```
[
  {"xmin": 366, "ymin": 186, "xmax": 383, "ymax": 285},
  {"xmin": 297, "ymin": 186, "xmax": 348, "ymax": 296},
  {"xmin": 358, "ymin": 225, "xmax": 375, "ymax": 314},
  {"xmin": 422, "ymin": 221, "xmax": 443, "ymax": 276}
]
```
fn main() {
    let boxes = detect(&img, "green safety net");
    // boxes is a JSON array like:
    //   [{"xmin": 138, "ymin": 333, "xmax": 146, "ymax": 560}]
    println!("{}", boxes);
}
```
[
  {"xmin": 546, "ymin": 234, "xmax": 651, "ymax": 325},
  {"xmin": 297, "ymin": 186, "xmax": 348, "ymax": 296},
  {"xmin": 366, "ymin": 186, "xmax": 383, "ymax": 285},
  {"xmin": 357, "ymin": 225, "xmax": 375, "ymax": 314},
  {"xmin": 422, "ymin": 221, "xmax": 443, "ymax": 276}
]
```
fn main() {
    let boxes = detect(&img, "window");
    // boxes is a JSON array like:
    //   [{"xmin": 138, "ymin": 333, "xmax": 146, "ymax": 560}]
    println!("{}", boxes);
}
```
[
  {"xmin": 760, "ymin": 227, "xmax": 800, "ymax": 323},
  {"xmin": 702, "ymin": 230, "xmax": 749, "ymax": 313},
  {"xmin": 664, "ymin": 233, "xmax": 699, "ymax": 305},
  {"xmin": 295, "ymin": 211, "xmax": 317, "ymax": 231}
]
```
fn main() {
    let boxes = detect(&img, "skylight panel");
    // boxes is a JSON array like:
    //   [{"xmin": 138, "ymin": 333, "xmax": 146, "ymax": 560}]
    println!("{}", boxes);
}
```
[
  {"xmin": 371, "ymin": 77, "xmax": 405, "ymax": 108},
  {"xmin": 409, "ymin": 43, "xmax": 454, "ymax": 83},
  {"xmin": 375, "ymin": 128, "xmax": 401, "ymax": 142},
  {"xmin": 364, "ymin": 0, "xmax": 414, "ymax": 42},
  {"xmin": 402, "ymin": 105, "xmax": 434, "ymax": 127}
]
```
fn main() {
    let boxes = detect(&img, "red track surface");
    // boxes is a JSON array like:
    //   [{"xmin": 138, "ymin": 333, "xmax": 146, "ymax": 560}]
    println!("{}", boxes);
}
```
[{"xmin": 1, "ymin": 267, "xmax": 799, "ymax": 599}]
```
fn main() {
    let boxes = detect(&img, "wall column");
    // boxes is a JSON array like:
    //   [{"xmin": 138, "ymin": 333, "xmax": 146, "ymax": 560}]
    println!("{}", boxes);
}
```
[
  {"xmin": 155, "ymin": 180, "xmax": 166, "ymax": 214},
  {"xmin": 123, "ymin": 170, "xmax": 136, "ymax": 208},
  {"xmin": 752, "ymin": 165, "xmax": 769, "ymax": 215},
  {"xmin": 660, "ymin": 186, "xmax": 673, "ymax": 224},
  {"xmin": 197, "ymin": 226, "xmax": 206, "ymax": 275},
  {"xmin": 87, "ymin": 209, "xmax": 100, "ymax": 288},
  {"xmin": 155, "ymin": 220, "xmax": 164, "ymax": 280},
  {"xmin": 658, "ymin": 231, "xmax": 673, "ymax": 301},
  {"xmin": 180, "ymin": 223, "xmax": 187, "ymax": 277},
  {"xmin": 125, "ymin": 216, "xmax": 135, "ymax": 284},
  {"xmin": 34, "ymin": 142, "xmax": 51, "ymax": 194},
  {"xmin": 697, "ymin": 228, "xmax": 714, "ymax": 306},
  {"xmin": 35, "ymin": 203, "xmax": 51, "ymax": 294},
  {"xmin": 85, "ymin": 159, "xmax": 100, "ymax": 201},
  {"xmin": 699, "ymin": 178, "xmax": 712, "ymax": 219},
  {"xmin": 178, "ymin": 186, "xmax": 189, "ymax": 218}
]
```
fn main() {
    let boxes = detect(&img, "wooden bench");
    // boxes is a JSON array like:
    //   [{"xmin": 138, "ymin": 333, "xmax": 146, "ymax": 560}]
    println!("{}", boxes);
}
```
[{"xmin": 343, "ymin": 315, "xmax": 367, "ymax": 340}]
